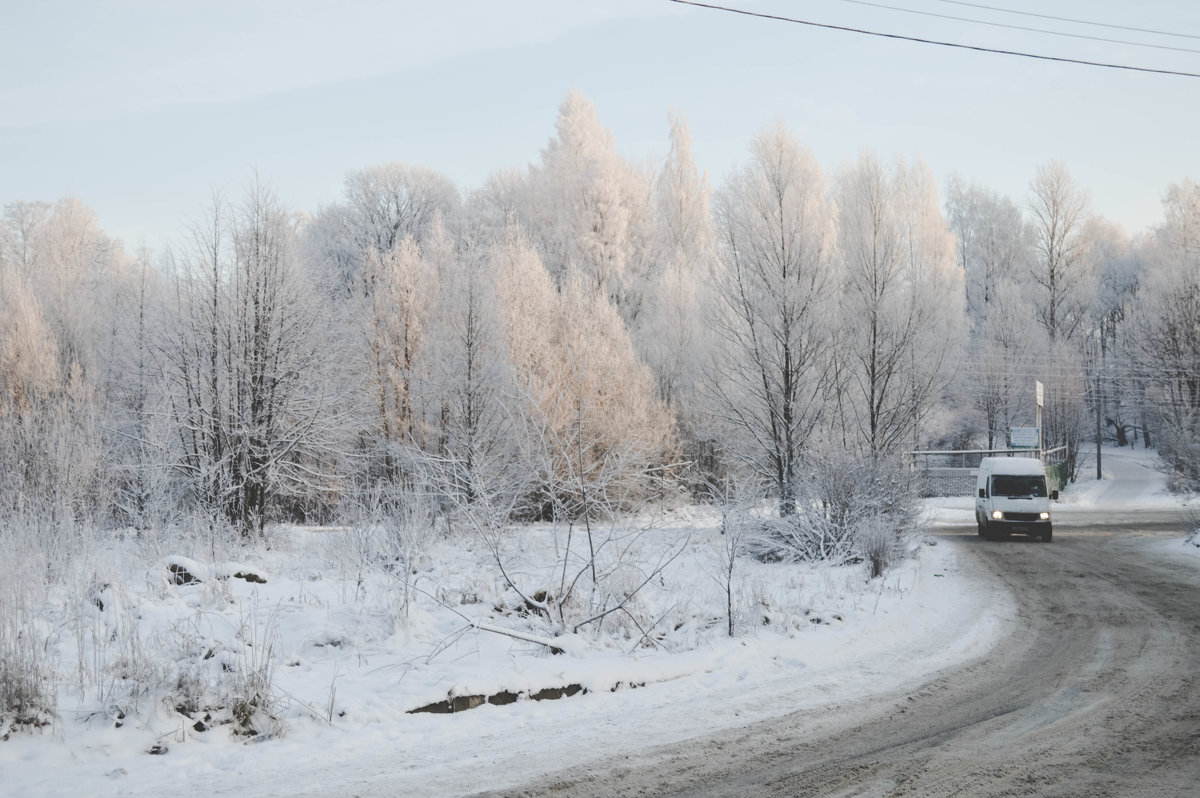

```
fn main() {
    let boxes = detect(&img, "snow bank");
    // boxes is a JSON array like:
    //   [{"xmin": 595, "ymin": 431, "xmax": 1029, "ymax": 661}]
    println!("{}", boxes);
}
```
[
  {"xmin": 8, "ymin": 445, "xmax": 1190, "ymax": 798},
  {"xmin": 0, "ymin": 514, "xmax": 1011, "ymax": 798}
]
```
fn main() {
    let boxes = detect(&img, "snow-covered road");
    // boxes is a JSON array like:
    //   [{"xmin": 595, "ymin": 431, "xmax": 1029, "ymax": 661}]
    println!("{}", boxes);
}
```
[{"xmin": 493, "ymin": 521, "xmax": 1200, "ymax": 797}]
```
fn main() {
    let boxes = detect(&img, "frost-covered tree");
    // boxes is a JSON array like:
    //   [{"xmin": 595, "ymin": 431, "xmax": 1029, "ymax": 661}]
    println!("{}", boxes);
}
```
[
  {"xmin": 1028, "ymin": 160, "xmax": 1094, "ymax": 344},
  {"xmin": 1085, "ymin": 217, "xmax": 1141, "ymax": 447},
  {"xmin": 461, "ymin": 168, "xmax": 525, "ymax": 252},
  {"xmin": 944, "ymin": 177, "xmax": 1036, "ymax": 446},
  {"xmin": 1129, "ymin": 179, "xmax": 1200, "ymax": 485},
  {"xmin": 423, "ymin": 233, "xmax": 518, "ymax": 509},
  {"xmin": 834, "ymin": 152, "xmax": 964, "ymax": 456},
  {"xmin": 0, "ymin": 269, "xmax": 61, "ymax": 519},
  {"xmin": 361, "ymin": 233, "xmax": 436, "ymax": 479},
  {"xmin": 519, "ymin": 89, "xmax": 655, "ymax": 324},
  {"xmin": 165, "ymin": 183, "xmax": 347, "ymax": 536},
  {"xmin": 494, "ymin": 228, "xmax": 673, "ymax": 520},
  {"xmin": 1023, "ymin": 161, "xmax": 1096, "ymax": 476},
  {"xmin": 640, "ymin": 111, "xmax": 715, "ymax": 411},
  {"xmin": 967, "ymin": 282, "xmax": 1038, "ymax": 448},
  {"xmin": 0, "ymin": 270, "xmax": 57, "ymax": 418},
  {"xmin": 944, "ymin": 175, "xmax": 1030, "ymax": 333},
  {"xmin": 1089, "ymin": 219, "xmax": 1138, "ymax": 351},
  {"xmin": 306, "ymin": 163, "xmax": 459, "ymax": 296},
  {"xmin": 302, "ymin": 164, "xmax": 461, "ymax": 495},
  {"xmin": 709, "ymin": 122, "xmax": 838, "ymax": 515},
  {"xmin": 0, "ymin": 199, "xmax": 122, "ymax": 527},
  {"xmin": 106, "ymin": 247, "xmax": 175, "ymax": 530},
  {"xmin": 636, "ymin": 111, "xmax": 719, "ymax": 491},
  {"xmin": 0, "ymin": 201, "xmax": 50, "ymax": 276}
]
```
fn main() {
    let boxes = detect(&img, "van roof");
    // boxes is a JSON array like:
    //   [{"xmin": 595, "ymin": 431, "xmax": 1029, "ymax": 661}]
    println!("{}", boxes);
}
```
[{"xmin": 978, "ymin": 456, "xmax": 1046, "ymax": 475}]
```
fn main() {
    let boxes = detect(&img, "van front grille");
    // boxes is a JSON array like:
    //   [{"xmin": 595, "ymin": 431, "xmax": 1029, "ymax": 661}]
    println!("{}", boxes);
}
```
[{"xmin": 1004, "ymin": 512, "xmax": 1042, "ymax": 522}]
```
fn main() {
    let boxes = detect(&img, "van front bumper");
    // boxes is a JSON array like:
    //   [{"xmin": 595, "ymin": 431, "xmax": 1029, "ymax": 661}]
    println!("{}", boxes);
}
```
[{"xmin": 987, "ymin": 516, "xmax": 1052, "ymax": 535}]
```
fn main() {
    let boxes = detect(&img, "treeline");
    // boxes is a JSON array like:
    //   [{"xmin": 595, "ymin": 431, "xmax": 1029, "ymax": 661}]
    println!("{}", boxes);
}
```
[{"xmin": 2, "ymin": 89, "xmax": 1198, "ymax": 540}]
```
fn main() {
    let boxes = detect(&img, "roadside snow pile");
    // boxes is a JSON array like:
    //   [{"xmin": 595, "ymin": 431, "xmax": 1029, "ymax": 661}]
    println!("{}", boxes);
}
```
[
  {"xmin": 0, "ymin": 514, "xmax": 1007, "ymax": 798},
  {"xmin": 165, "ymin": 555, "xmax": 269, "ymax": 585},
  {"xmin": 1183, "ymin": 525, "xmax": 1200, "ymax": 554}
]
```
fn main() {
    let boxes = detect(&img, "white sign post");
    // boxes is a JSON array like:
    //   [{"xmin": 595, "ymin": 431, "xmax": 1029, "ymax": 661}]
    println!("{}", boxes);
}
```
[{"xmin": 1035, "ymin": 380, "xmax": 1044, "ymax": 452}]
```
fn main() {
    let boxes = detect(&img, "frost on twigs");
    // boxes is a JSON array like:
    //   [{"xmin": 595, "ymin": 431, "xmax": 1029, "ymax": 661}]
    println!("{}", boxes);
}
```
[
  {"xmin": 1184, "ymin": 518, "xmax": 1200, "ymax": 550},
  {"xmin": 745, "ymin": 454, "xmax": 924, "ymax": 579},
  {"xmin": 162, "ymin": 607, "xmax": 283, "ymax": 740},
  {"xmin": 0, "ymin": 563, "xmax": 56, "ymax": 738}
]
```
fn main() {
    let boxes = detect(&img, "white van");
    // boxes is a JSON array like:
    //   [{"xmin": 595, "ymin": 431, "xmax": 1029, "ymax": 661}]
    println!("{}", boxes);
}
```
[{"xmin": 975, "ymin": 456, "xmax": 1058, "ymax": 542}]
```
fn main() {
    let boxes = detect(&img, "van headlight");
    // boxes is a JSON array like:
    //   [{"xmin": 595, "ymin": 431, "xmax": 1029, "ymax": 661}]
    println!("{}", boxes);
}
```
[
  {"xmin": 991, "ymin": 510, "xmax": 1003, "ymax": 520},
  {"xmin": 1039, "ymin": 512, "xmax": 1050, "ymax": 520}
]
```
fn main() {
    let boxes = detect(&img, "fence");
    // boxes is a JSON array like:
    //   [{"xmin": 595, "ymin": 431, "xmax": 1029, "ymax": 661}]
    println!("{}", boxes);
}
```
[{"xmin": 911, "ymin": 445, "xmax": 1069, "ymax": 497}]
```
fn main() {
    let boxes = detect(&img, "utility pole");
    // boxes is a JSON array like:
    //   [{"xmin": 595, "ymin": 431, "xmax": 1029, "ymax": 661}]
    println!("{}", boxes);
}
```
[
  {"xmin": 1093, "ymin": 328, "xmax": 1103, "ymax": 481},
  {"xmin": 1096, "ymin": 370, "xmax": 1103, "ymax": 480}
]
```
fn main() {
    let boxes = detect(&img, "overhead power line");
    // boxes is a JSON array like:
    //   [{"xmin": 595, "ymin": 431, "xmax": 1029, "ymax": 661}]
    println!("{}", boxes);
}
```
[
  {"xmin": 668, "ymin": 0, "xmax": 1200, "ymax": 79},
  {"xmin": 933, "ymin": 0, "xmax": 1200, "ymax": 42},
  {"xmin": 836, "ymin": 0, "xmax": 1200, "ymax": 55}
]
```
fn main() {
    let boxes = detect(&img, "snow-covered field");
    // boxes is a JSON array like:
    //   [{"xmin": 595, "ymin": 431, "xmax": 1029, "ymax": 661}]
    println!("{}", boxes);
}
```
[{"xmin": 1, "ymin": 447, "xmax": 1194, "ymax": 798}]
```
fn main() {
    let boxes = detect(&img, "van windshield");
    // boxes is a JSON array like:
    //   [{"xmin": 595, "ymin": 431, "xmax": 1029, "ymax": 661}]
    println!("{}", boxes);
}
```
[{"xmin": 992, "ymin": 475, "xmax": 1047, "ymax": 497}]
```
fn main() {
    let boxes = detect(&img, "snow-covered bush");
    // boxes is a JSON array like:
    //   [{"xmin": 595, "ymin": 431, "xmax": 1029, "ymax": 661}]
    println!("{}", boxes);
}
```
[
  {"xmin": 160, "ymin": 606, "xmax": 282, "ymax": 739},
  {"xmin": 1184, "ymin": 505, "xmax": 1200, "ymax": 549},
  {"xmin": 227, "ymin": 608, "xmax": 282, "ymax": 738},
  {"xmin": 747, "ymin": 454, "xmax": 922, "ymax": 577},
  {"xmin": 1158, "ymin": 421, "xmax": 1200, "ymax": 494},
  {"xmin": 334, "ymin": 483, "xmax": 439, "ymax": 619},
  {"xmin": 0, "ymin": 562, "xmax": 56, "ymax": 736},
  {"xmin": 855, "ymin": 515, "xmax": 902, "ymax": 580},
  {"xmin": 71, "ymin": 571, "xmax": 163, "ymax": 724},
  {"xmin": 378, "ymin": 490, "xmax": 438, "ymax": 620}
]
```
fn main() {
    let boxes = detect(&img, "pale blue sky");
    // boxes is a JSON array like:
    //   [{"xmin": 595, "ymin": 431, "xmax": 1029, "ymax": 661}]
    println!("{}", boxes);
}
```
[{"xmin": 3, "ymin": 1, "xmax": 1198, "ymax": 252}]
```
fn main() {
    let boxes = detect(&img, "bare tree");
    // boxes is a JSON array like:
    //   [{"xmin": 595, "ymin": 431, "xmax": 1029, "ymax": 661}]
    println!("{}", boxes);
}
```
[
  {"xmin": 834, "ymin": 152, "xmax": 964, "ymax": 457},
  {"xmin": 425, "ymin": 234, "xmax": 517, "ymax": 510},
  {"xmin": 967, "ymin": 282, "xmax": 1039, "ymax": 448},
  {"xmin": 708, "ymin": 122, "xmax": 837, "ymax": 516},
  {"xmin": 340, "ymin": 163, "xmax": 459, "ymax": 287},
  {"xmin": 944, "ymin": 174, "xmax": 1030, "ymax": 333},
  {"xmin": 708, "ymin": 479, "xmax": 757, "ymax": 637},
  {"xmin": 108, "ymin": 247, "xmax": 175, "ymax": 530},
  {"xmin": 1028, "ymin": 160, "xmax": 1094, "ymax": 344},
  {"xmin": 166, "ymin": 182, "xmax": 347, "ymax": 536},
  {"xmin": 1128, "ymin": 179, "xmax": 1200, "ymax": 485}
]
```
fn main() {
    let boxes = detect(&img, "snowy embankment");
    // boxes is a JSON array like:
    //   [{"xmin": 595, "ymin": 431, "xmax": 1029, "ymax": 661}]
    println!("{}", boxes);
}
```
[
  {"xmin": 0, "ymin": 512, "xmax": 1010, "ymax": 798},
  {"xmin": 4, "ymin": 445, "xmax": 1194, "ymax": 798}
]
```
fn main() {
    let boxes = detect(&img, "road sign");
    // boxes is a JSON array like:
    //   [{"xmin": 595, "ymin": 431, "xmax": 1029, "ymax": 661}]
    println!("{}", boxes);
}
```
[{"xmin": 1010, "ymin": 427, "xmax": 1040, "ymax": 449}]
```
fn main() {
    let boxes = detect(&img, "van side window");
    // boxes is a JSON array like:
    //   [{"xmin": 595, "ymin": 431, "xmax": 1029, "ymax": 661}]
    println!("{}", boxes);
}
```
[{"xmin": 991, "ymin": 475, "xmax": 1047, "ymax": 497}]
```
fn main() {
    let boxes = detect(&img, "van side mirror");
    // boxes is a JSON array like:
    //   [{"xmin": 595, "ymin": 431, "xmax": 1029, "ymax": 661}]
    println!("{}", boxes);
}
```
[
  {"xmin": 1050, "ymin": 490, "xmax": 1059, "ymax": 501},
  {"xmin": 978, "ymin": 488, "xmax": 987, "ymax": 499}
]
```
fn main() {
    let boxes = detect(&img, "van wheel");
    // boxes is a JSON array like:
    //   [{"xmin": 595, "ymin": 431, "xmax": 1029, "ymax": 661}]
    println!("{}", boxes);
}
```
[
  {"xmin": 1042, "ymin": 528, "xmax": 1053, "ymax": 543},
  {"xmin": 976, "ymin": 519, "xmax": 986, "ymax": 538}
]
